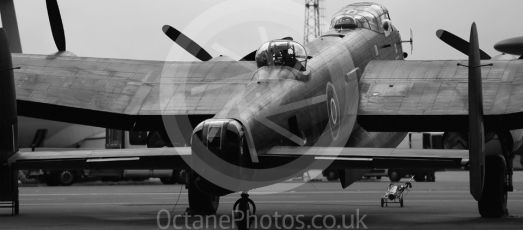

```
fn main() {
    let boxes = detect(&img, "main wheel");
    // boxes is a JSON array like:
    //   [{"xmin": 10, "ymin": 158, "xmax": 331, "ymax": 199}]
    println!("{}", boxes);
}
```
[
  {"xmin": 45, "ymin": 170, "xmax": 75, "ymax": 186},
  {"xmin": 57, "ymin": 170, "xmax": 75, "ymax": 186},
  {"xmin": 188, "ymin": 177, "xmax": 220, "ymax": 215},
  {"xmin": 400, "ymin": 197, "xmax": 404, "ymax": 208},
  {"xmin": 478, "ymin": 155, "xmax": 508, "ymax": 218},
  {"xmin": 380, "ymin": 198, "xmax": 385, "ymax": 207}
]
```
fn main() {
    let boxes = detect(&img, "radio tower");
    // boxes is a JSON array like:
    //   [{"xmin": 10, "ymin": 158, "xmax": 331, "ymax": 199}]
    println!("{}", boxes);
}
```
[{"xmin": 304, "ymin": 0, "xmax": 325, "ymax": 44}]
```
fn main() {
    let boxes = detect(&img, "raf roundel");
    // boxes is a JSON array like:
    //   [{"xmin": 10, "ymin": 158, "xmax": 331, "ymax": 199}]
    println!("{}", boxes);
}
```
[{"xmin": 326, "ymin": 82, "xmax": 341, "ymax": 140}]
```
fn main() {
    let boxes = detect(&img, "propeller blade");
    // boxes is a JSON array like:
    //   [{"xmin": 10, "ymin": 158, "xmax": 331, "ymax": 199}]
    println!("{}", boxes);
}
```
[
  {"xmin": 436, "ymin": 29, "xmax": 491, "ymax": 60},
  {"xmin": 466, "ymin": 22, "xmax": 485, "ymax": 201},
  {"xmin": 239, "ymin": 37, "xmax": 294, "ymax": 61},
  {"xmin": 162, "ymin": 25, "xmax": 212, "ymax": 61},
  {"xmin": 46, "ymin": 0, "xmax": 66, "ymax": 51}
]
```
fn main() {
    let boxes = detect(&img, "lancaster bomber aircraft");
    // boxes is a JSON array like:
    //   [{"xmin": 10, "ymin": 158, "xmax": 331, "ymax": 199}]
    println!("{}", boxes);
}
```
[{"xmin": 2, "ymin": 1, "xmax": 523, "ymax": 222}]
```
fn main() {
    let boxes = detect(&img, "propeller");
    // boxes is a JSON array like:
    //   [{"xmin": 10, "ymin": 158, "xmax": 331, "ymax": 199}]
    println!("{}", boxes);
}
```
[
  {"xmin": 400, "ymin": 29, "xmax": 414, "ymax": 54},
  {"xmin": 162, "ymin": 25, "xmax": 212, "ymax": 61},
  {"xmin": 162, "ymin": 25, "xmax": 294, "ymax": 62},
  {"xmin": 436, "ymin": 29, "xmax": 491, "ymax": 60},
  {"xmin": 465, "ymin": 23, "xmax": 486, "ymax": 202},
  {"xmin": 46, "ymin": 0, "xmax": 66, "ymax": 52}
]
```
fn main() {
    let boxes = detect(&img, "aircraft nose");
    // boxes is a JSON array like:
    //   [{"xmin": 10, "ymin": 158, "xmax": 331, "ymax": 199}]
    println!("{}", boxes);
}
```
[
  {"xmin": 188, "ymin": 118, "xmax": 253, "ymax": 194},
  {"xmin": 191, "ymin": 119, "xmax": 248, "ymax": 166}
]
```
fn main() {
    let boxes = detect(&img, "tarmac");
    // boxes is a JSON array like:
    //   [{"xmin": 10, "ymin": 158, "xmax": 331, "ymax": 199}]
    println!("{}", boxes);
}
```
[{"xmin": 2, "ymin": 171, "xmax": 523, "ymax": 230}]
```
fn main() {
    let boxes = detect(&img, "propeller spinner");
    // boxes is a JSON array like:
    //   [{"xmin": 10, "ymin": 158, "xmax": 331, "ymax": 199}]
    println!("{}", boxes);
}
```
[{"xmin": 494, "ymin": 37, "xmax": 523, "ymax": 56}]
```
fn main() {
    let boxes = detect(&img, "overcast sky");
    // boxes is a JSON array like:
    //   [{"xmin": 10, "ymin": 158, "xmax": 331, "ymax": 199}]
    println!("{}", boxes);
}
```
[{"xmin": 10, "ymin": 0, "xmax": 523, "ymax": 61}]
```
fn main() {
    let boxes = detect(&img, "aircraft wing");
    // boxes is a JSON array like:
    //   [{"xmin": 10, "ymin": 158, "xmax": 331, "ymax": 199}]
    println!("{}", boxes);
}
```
[
  {"xmin": 10, "ymin": 147, "xmax": 191, "ymax": 170},
  {"xmin": 265, "ymin": 146, "xmax": 468, "ymax": 169},
  {"xmin": 14, "ymin": 54, "xmax": 256, "ymax": 130},
  {"xmin": 11, "ymin": 145, "xmax": 467, "ymax": 171},
  {"xmin": 358, "ymin": 60, "xmax": 523, "ymax": 132}
]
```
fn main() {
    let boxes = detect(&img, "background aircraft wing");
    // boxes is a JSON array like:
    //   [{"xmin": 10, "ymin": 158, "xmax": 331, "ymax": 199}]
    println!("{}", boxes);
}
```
[
  {"xmin": 14, "ymin": 54, "xmax": 256, "ymax": 130},
  {"xmin": 10, "ymin": 147, "xmax": 191, "ymax": 170},
  {"xmin": 358, "ymin": 60, "xmax": 523, "ymax": 132},
  {"xmin": 265, "ymin": 146, "xmax": 468, "ymax": 169}
]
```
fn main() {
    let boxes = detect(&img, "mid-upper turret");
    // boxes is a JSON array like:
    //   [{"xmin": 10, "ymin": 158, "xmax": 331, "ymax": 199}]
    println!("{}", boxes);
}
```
[{"xmin": 329, "ymin": 2, "xmax": 391, "ymax": 33}]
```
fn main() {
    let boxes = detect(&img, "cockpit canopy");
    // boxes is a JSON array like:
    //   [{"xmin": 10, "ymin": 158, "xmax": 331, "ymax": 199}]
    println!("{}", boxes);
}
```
[
  {"xmin": 255, "ymin": 40, "xmax": 308, "ymax": 71},
  {"xmin": 330, "ymin": 2, "xmax": 390, "ymax": 32}
]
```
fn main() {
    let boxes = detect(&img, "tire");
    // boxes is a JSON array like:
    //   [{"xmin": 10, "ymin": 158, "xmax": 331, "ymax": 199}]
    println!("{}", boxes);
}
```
[
  {"xmin": 188, "ymin": 177, "xmax": 220, "ymax": 215},
  {"xmin": 57, "ymin": 170, "xmax": 75, "ymax": 186},
  {"xmin": 380, "ymin": 198, "xmax": 384, "ymax": 207},
  {"xmin": 45, "ymin": 170, "xmax": 74, "ymax": 186},
  {"xmin": 400, "ymin": 197, "xmax": 404, "ymax": 208},
  {"xmin": 376, "ymin": 176, "xmax": 382, "ymax": 180},
  {"xmin": 388, "ymin": 170, "xmax": 401, "ymax": 182},
  {"xmin": 478, "ymin": 155, "xmax": 508, "ymax": 218}
]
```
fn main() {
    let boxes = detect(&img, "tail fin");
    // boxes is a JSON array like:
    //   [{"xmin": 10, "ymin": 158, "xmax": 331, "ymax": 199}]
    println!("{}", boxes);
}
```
[{"xmin": 0, "ymin": 28, "xmax": 17, "ymax": 163}]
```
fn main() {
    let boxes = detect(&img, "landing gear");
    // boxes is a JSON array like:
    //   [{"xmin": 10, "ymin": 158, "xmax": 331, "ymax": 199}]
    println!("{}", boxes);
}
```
[
  {"xmin": 45, "ymin": 170, "xmax": 75, "ymax": 186},
  {"xmin": 161, "ymin": 169, "xmax": 186, "ymax": 185},
  {"xmin": 187, "ymin": 172, "xmax": 220, "ymax": 215},
  {"xmin": 233, "ymin": 193, "xmax": 256, "ymax": 230},
  {"xmin": 478, "ymin": 155, "xmax": 508, "ymax": 218}
]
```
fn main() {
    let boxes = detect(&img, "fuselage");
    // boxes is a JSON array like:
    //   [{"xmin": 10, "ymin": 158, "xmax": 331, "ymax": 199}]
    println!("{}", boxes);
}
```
[
  {"xmin": 215, "ymin": 15, "xmax": 407, "ymax": 157},
  {"xmin": 188, "ymin": 3, "xmax": 410, "ymax": 192}
]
